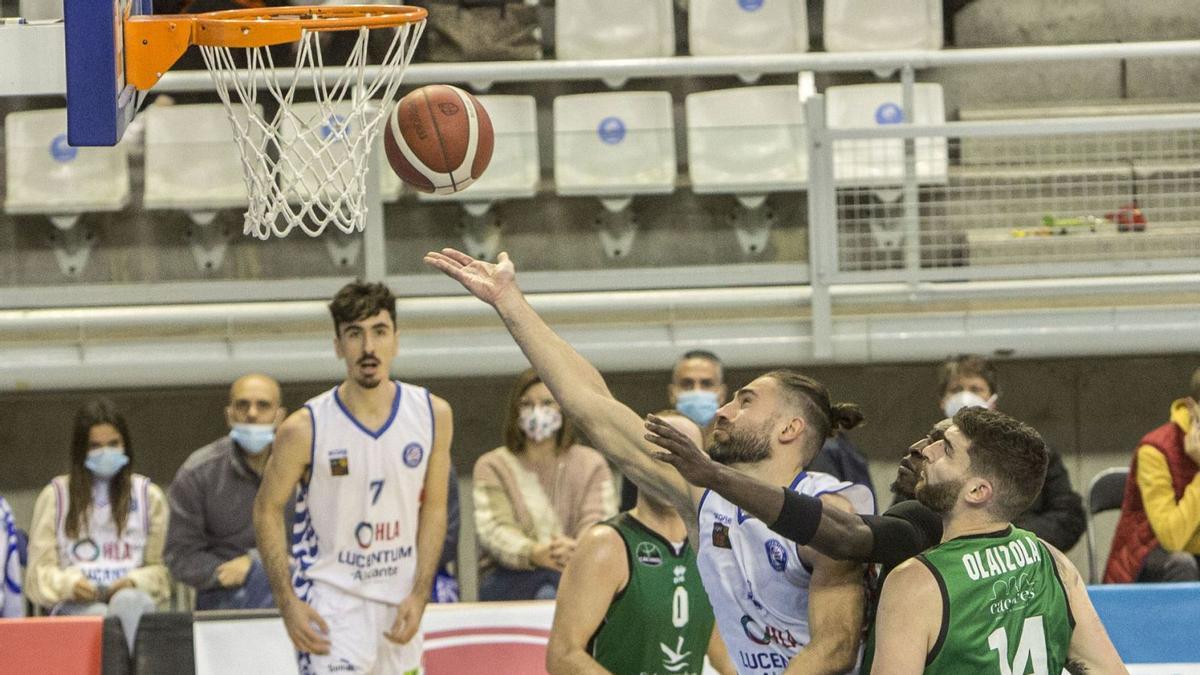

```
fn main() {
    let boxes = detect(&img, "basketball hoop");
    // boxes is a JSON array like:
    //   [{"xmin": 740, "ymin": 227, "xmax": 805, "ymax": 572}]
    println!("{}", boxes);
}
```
[{"xmin": 124, "ymin": 5, "xmax": 427, "ymax": 239}]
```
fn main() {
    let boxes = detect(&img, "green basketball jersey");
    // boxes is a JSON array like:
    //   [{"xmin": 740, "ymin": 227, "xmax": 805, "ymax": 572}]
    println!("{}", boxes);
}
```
[
  {"xmin": 913, "ymin": 526, "xmax": 1074, "ymax": 675},
  {"xmin": 589, "ymin": 513, "xmax": 714, "ymax": 675}
]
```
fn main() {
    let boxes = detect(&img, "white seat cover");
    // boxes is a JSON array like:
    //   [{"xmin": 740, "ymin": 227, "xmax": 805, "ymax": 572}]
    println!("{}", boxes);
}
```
[
  {"xmin": 826, "ymin": 83, "xmax": 948, "ymax": 188},
  {"xmin": 823, "ymin": 0, "xmax": 943, "ymax": 52},
  {"xmin": 554, "ymin": 92, "xmax": 676, "ymax": 198},
  {"xmin": 690, "ymin": 0, "xmax": 808, "ymax": 56},
  {"xmin": 686, "ymin": 85, "xmax": 807, "ymax": 194},
  {"xmin": 143, "ymin": 103, "xmax": 256, "ymax": 212},
  {"xmin": 556, "ymin": 0, "xmax": 674, "ymax": 60}
]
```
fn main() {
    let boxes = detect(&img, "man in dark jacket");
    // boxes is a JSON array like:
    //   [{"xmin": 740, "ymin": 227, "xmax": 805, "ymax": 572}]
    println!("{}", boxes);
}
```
[{"xmin": 927, "ymin": 355, "xmax": 1086, "ymax": 551}]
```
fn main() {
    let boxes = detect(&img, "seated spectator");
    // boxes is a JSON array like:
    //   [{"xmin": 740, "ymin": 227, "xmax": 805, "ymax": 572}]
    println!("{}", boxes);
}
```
[
  {"xmin": 165, "ymin": 374, "xmax": 288, "ymax": 610},
  {"xmin": 1, "ymin": 494, "xmax": 24, "ymax": 617},
  {"xmin": 27, "ymin": 399, "xmax": 168, "ymax": 649},
  {"xmin": 473, "ymin": 368, "xmax": 617, "ymax": 601},
  {"xmin": 929, "ymin": 354, "xmax": 1086, "ymax": 551},
  {"xmin": 1106, "ymin": 367, "xmax": 1200, "ymax": 583}
]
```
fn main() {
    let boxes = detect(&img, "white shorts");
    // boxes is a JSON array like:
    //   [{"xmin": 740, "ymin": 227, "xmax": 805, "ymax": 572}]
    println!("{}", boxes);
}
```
[{"xmin": 298, "ymin": 582, "xmax": 423, "ymax": 675}]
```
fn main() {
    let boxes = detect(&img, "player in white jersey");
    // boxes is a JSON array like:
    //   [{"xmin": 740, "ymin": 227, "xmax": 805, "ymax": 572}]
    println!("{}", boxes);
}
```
[
  {"xmin": 255, "ymin": 281, "xmax": 453, "ymax": 675},
  {"xmin": 426, "ymin": 248, "xmax": 871, "ymax": 675}
]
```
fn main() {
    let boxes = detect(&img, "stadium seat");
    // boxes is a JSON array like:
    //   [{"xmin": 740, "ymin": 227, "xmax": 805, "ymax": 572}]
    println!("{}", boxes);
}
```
[
  {"xmin": 825, "ymin": 83, "xmax": 948, "ymax": 191},
  {"xmin": 554, "ymin": 91, "xmax": 676, "ymax": 208},
  {"xmin": 143, "ymin": 103, "xmax": 255, "ymax": 223},
  {"xmin": 689, "ymin": 0, "xmax": 808, "ymax": 57},
  {"xmin": 556, "ymin": 0, "xmax": 674, "ymax": 60},
  {"xmin": 3, "ymin": 108, "xmax": 130, "ymax": 226},
  {"xmin": 686, "ymin": 84, "xmax": 808, "ymax": 201},
  {"xmin": 823, "ymin": 0, "xmax": 943, "ymax": 52},
  {"xmin": 0, "ymin": 616, "xmax": 105, "ymax": 674},
  {"xmin": 19, "ymin": 0, "xmax": 62, "ymax": 21},
  {"xmin": 277, "ymin": 102, "xmax": 404, "ymax": 204},
  {"xmin": 419, "ymin": 95, "xmax": 540, "ymax": 209},
  {"xmin": 1087, "ymin": 466, "xmax": 1130, "ymax": 584}
]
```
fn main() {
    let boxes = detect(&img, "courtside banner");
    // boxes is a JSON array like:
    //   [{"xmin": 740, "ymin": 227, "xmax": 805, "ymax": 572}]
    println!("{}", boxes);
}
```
[
  {"xmin": 1089, "ymin": 582, "xmax": 1200, "ymax": 673},
  {"xmin": 193, "ymin": 601, "xmax": 555, "ymax": 675}
]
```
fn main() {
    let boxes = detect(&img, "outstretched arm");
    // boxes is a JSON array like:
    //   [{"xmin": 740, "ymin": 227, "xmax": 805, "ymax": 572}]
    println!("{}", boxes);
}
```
[{"xmin": 425, "ymin": 249, "xmax": 697, "ymax": 522}]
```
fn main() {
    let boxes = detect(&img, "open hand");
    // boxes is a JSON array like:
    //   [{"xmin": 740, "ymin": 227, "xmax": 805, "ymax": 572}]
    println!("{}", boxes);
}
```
[
  {"xmin": 423, "ymin": 249, "xmax": 518, "ymax": 307},
  {"xmin": 383, "ymin": 593, "xmax": 427, "ymax": 645},
  {"xmin": 645, "ymin": 413, "xmax": 720, "ymax": 489},
  {"xmin": 281, "ymin": 597, "xmax": 331, "ymax": 655}
]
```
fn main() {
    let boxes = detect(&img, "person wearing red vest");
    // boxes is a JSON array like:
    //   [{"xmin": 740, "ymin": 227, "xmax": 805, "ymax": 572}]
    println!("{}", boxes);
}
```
[{"xmin": 1105, "ymin": 372, "xmax": 1200, "ymax": 583}]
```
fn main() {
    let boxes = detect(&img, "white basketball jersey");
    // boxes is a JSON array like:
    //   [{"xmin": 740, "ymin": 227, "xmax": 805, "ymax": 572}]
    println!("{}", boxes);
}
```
[
  {"xmin": 52, "ymin": 474, "xmax": 151, "ymax": 588},
  {"xmin": 697, "ymin": 471, "xmax": 874, "ymax": 675},
  {"xmin": 293, "ymin": 381, "xmax": 433, "ymax": 605}
]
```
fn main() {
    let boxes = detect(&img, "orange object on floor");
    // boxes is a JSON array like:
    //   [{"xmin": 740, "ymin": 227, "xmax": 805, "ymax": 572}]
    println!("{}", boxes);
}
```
[{"xmin": 0, "ymin": 616, "xmax": 104, "ymax": 675}]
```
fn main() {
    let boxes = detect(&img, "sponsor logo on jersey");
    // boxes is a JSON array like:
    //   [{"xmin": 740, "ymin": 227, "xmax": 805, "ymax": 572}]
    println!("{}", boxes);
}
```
[
  {"xmin": 636, "ymin": 541, "xmax": 663, "ymax": 567},
  {"xmin": 71, "ymin": 538, "xmax": 100, "ymax": 562},
  {"xmin": 711, "ymin": 522, "xmax": 731, "ymax": 549},
  {"xmin": 659, "ymin": 635, "xmax": 692, "ymax": 673},
  {"xmin": 989, "ymin": 571, "xmax": 1039, "ymax": 615},
  {"xmin": 764, "ymin": 539, "xmax": 788, "ymax": 572},
  {"xmin": 354, "ymin": 520, "xmax": 403, "ymax": 549},
  {"xmin": 673, "ymin": 565, "xmax": 687, "ymax": 584},
  {"xmin": 329, "ymin": 657, "xmax": 358, "ymax": 672},
  {"xmin": 402, "ymin": 442, "xmax": 424, "ymax": 468},
  {"xmin": 741, "ymin": 615, "xmax": 801, "ymax": 649},
  {"xmin": 329, "ymin": 448, "xmax": 349, "ymax": 476},
  {"xmin": 737, "ymin": 650, "xmax": 791, "ymax": 671}
]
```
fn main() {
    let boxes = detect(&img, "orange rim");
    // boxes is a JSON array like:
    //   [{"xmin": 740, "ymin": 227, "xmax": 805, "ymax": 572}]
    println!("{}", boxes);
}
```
[{"xmin": 194, "ymin": 5, "xmax": 427, "ymax": 47}]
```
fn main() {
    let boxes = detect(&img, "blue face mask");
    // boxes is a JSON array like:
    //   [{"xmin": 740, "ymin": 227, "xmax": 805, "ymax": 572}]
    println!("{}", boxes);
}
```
[
  {"xmin": 231, "ymin": 423, "xmax": 276, "ymax": 455},
  {"xmin": 85, "ymin": 446, "xmax": 129, "ymax": 480},
  {"xmin": 675, "ymin": 390, "xmax": 720, "ymax": 427}
]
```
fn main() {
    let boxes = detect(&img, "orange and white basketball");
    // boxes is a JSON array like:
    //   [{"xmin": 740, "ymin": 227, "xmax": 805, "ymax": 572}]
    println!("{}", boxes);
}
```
[{"xmin": 384, "ymin": 84, "xmax": 494, "ymax": 195}]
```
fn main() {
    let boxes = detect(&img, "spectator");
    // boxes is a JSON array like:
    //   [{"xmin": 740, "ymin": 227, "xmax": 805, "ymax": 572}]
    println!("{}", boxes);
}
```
[
  {"xmin": 929, "ymin": 354, "xmax": 1086, "ymax": 551},
  {"xmin": 473, "ymin": 368, "xmax": 617, "ymax": 601},
  {"xmin": 26, "ymin": 399, "xmax": 168, "ymax": 650},
  {"xmin": 164, "ymin": 373, "xmax": 288, "ymax": 610},
  {"xmin": 1, "ymin": 495, "xmax": 24, "ymax": 617},
  {"xmin": 1106, "ymin": 368, "xmax": 1200, "ymax": 583}
]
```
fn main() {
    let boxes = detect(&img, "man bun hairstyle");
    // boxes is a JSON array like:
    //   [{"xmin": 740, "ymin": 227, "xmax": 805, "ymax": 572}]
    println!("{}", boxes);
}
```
[
  {"xmin": 764, "ymin": 370, "xmax": 864, "ymax": 447},
  {"xmin": 329, "ymin": 279, "xmax": 397, "ymax": 335},
  {"xmin": 953, "ymin": 407, "xmax": 1047, "ymax": 521},
  {"xmin": 830, "ymin": 402, "xmax": 865, "ymax": 433}
]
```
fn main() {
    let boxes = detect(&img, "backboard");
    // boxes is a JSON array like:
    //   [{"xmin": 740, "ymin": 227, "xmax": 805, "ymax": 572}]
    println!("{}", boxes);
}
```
[{"xmin": 63, "ymin": 0, "xmax": 152, "ymax": 147}]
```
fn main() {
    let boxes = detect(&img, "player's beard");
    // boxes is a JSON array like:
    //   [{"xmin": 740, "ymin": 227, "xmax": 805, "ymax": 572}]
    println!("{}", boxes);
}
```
[
  {"xmin": 707, "ymin": 421, "xmax": 772, "ymax": 466},
  {"xmin": 915, "ymin": 475, "xmax": 964, "ymax": 514}
]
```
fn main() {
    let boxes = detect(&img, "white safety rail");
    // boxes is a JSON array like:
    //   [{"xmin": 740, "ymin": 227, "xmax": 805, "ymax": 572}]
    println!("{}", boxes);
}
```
[{"xmin": 7, "ymin": 38, "xmax": 1200, "ymax": 384}]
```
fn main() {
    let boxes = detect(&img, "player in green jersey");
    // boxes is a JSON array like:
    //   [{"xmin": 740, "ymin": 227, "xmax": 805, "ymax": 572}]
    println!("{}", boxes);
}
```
[
  {"xmin": 871, "ymin": 408, "xmax": 1126, "ymax": 675},
  {"xmin": 547, "ymin": 412, "xmax": 734, "ymax": 675}
]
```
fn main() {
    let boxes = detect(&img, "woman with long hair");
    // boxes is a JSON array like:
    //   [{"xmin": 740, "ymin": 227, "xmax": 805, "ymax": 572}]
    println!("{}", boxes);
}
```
[
  {"xmin": 26, "ymin": 398, "xmax": 169, "ymax": 644},
  {"xmin": 473, "ymin": 368, "xmax": 617, "ymax": 600}
]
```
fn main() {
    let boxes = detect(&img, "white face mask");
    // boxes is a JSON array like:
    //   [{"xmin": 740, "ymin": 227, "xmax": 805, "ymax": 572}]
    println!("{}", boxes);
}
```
[
  {"xmin": 519, "ymin": 405, "xmax": 563, "ymax": 443},
  {"xmin": 942, "ymin": 391, "xmax": 997, "ymax": 418}
]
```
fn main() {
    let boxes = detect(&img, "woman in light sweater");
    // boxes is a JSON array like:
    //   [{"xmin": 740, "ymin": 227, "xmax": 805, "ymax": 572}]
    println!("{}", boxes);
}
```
[
  {"xmin": 27, "ymin": 398, "xmax": 169, "ymax": 647},
  {"xmin": 474, "ymin": 369, "xmax": 617, "ymax": 601}
]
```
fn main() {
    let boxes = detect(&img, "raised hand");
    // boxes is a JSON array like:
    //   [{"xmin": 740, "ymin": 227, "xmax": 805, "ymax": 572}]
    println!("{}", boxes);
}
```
[
  {"xmin": 423, "ymin": 248, "xmax": 518, "ymax": 307},
  {"xmin": 644, "ymin": 413, "xmax": 720, "ymax": 489}
]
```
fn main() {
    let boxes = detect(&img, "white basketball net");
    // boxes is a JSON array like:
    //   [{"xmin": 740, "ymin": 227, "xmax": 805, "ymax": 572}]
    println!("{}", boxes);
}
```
[{"xmin": 199, "ymin": 20, "xmax": 424, "ymax": 239}]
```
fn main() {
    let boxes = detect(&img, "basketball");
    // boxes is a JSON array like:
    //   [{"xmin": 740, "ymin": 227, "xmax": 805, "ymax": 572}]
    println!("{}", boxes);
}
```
[{"xmin": 384, "ymin": 84, "xmax": 494, "ymax": 195}]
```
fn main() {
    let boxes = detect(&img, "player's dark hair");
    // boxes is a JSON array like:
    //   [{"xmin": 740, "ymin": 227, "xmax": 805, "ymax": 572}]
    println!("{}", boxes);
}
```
[
  {"xmin": 67, "ymin": 398, "xmax": 134, "ymax": 540},
  {"xmin": 936, "ymin": 354, "xmax": 998, "ymax": 399},
  {"xmin": 953, "ymin": 407, "xmax": 1047, "ymax": 521},
  {"xmin": 503, "ymin": 368, "xmax": 577, "ymax": 454},
  {"xmin": 764, "ymin": 370, "xmax": 863, "ymax": 449},
  {"xmin": 328, "ymin": 280, "xmax": 397, "ymax": 336}
]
